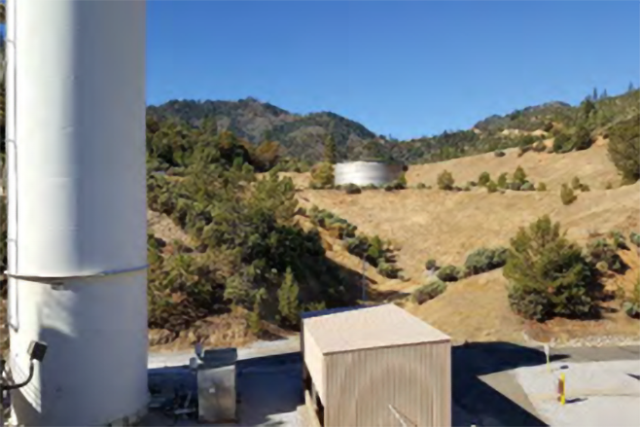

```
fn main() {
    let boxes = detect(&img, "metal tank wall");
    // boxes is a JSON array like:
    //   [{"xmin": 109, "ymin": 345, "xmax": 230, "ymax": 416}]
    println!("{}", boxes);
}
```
[
  {"xmin": 6, "ymin": 0, "xmax": 148, "ymax": 425},
  {"xmin": 334, "ymin": 162, "xmax": 404, "ymax": 187}
]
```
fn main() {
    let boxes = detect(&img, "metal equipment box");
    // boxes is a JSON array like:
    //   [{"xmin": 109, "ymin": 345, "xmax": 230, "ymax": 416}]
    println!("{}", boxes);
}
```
[{"xmin": 197, "ymin": 348, "xmax": 238, "ymax": 423}]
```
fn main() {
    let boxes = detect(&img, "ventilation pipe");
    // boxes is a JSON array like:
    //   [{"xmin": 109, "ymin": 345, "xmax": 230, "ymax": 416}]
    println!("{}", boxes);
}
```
[{"xmin": 5, "ymin": 0, "xmax": 148, "ymax": 425}]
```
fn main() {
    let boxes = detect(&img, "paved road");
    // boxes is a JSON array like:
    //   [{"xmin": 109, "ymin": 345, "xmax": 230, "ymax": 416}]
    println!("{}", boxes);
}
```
[{"xmin": 145, "ymin": 339, "xmax": 639, "ymax": 427}]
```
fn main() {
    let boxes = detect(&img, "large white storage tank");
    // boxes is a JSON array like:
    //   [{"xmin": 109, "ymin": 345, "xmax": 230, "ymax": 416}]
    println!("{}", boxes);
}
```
[
  {"xmin": 334, "ymin": 161, "xmax": 405, "ymax": 187},
  {"xmin": 5, "ymin": 0, "xmax": 148, "ymax": 425}
]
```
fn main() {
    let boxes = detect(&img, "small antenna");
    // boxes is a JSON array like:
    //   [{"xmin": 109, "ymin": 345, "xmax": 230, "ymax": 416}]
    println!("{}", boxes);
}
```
[{"xmin": 361, "ymin": 257, "xmax": 367, "ymax": 302}]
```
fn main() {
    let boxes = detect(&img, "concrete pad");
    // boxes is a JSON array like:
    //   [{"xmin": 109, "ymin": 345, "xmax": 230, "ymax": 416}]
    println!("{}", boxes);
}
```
[
  {"xmin": 513, "ymin": 360, "xmax": 640, "ymax": 427},
  {"xmin": 551, "ymin": 346, "xmax": 640, "ymax": 364},
  {"xmin": 148, "ymin": 337, "xmax": 300, "ymax": 369},
  {"xmin": 617, "ymin": 345, "xmax": 640, "ymax": 358},
  {"xmin": 145, "ymin": 341, "xmax": 303, "ymax": 427},
  {"xmin": 479, "ymin": 371, "xmax": 539, "ymax": 419}
]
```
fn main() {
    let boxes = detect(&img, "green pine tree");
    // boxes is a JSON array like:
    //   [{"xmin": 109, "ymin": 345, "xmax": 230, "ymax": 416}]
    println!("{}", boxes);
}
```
[
  {"xmin": 278, "ymin": 267, "xmax": 300, "ymax": 326},
  {"xmin": 324, "ymin": 134, "xmax": 337, "ymax": 164}
]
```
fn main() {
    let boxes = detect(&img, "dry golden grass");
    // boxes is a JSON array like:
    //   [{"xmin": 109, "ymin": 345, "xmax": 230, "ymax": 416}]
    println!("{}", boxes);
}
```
[
  {"xmin": 407, "ymin": 143, "xmax": 620, "ymax": 191},
  {"xmin": 289, "ymin": 144, "xmax": 640, "ymax": 343},
  {"xmin": 298, "ymin": 181, "xmax": 639, "ymax": 280}
]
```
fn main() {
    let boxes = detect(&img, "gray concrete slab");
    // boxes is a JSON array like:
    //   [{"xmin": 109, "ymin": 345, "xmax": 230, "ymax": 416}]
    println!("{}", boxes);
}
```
[
  {"xmin": 144, "ymin": 349, "xmax": 303, "ymax": 427},
  {"xmin": 144, "ymin": 341, "xmax": 640, "ymax": 427},
  {"xmin": 479, "ymin": 371, "xmax": 540, "ymax": 420},
  {"xmin": 549, "ymin": 345, "xmax": 640, "ymax": 364},
  {"xmin": 148, "ymin": 337, "xmax": 301, "ymax": 369},
  {"xmin": 513, "ymin": 359, "xmax": 640, "ymax": 427}
]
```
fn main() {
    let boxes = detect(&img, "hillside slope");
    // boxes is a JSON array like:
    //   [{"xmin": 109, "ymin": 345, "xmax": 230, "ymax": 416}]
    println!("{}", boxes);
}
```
[
  {"xmin": 293, "ymin": 144, "xmax": 640, "ymax": 345},
  {"xmin": 146, "ymin": 90, "xmax": 639, "ymax": 166},
  {"xmin": 147, "ymin": 98, "xmax": 380, "ymax": 162}
]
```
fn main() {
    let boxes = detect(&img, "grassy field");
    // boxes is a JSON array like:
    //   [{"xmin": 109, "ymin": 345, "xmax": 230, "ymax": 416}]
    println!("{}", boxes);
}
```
[{"xmin": 288, "ymin": 141, "xmax": 640, "ymax": 345}]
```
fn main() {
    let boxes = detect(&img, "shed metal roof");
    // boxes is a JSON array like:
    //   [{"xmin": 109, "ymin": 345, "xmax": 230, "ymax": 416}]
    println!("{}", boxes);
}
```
[{"xmin": 302, "ymin": 304, "xmax": 450, "ymax": 354}]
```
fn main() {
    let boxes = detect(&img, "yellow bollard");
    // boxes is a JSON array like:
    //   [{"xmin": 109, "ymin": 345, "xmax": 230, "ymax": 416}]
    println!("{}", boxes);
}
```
[{"xmin": 558, "ymin": 373, "xmax": 566, "ymax": 405}]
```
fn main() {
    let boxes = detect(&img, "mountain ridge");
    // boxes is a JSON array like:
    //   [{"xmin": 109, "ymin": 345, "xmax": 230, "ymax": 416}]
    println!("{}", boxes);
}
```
[{"xmin": 148, "ymin": 89, "xmax": 639, "ymax": 164}]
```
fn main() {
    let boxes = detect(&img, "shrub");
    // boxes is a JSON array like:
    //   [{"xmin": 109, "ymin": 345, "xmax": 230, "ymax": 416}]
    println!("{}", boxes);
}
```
[
  {"xmin": 595, "ymin": 261, "xmax": 609, "ymax": 273},
  {"xmin": 457, "ymin": 266, "xmax": 470, "ymax": 279},
  {"xmin": 468, "ymin": 181, "xmax": 477, "ymax": 187},
  {"xmin": 344, "ymin": 183, "xmax": 362, "ymax": 194},
  {"xmin": 416, "ymin": 183, "xmax": 426, "ymax": 189},
  {"xmin": 622, "ymin": 277, "xmax": 640, "ymax": 319},
  {"xmin": 586, "ymin": 239, "xmax": 626, "ymax": 274},
  {"xmin": 366, "ymin": 235, "xmax": 385, "ymax": 265},
  {"xmin": 310, "ymin": 207, "xmax": 357, "ymax": 239},
  {"xmin": 630, "ymin": 232, "xmax": 640, "ymax": 247},
  {"xmin": 486, "ymin": 181, "xmax": 498, "ymax": 193},
  {"xmin": 571, "ymin": 126, "xmax": 593, "ymax": 151},
  {"xmin": 494, "ymin": 150, "xmax": 506, "ymax": 158},
  {"xmin": 437, "ymin": 170, "xmax": 455, "ymax": 190},
  {"xmin": 521, "ymin": 182, "xmax": 535, "ymax": 191},
  {"xmin": 497, "ymin": 173, "xmax": 508, "ymax": 189},
  {"xmin": 560, "ymin": 184, "xmax": 577, "ymax": 205},
  {"xmin": 537, "ymin": 182, "xmax": 547, "ymax": 191},
  {"xmin": 608, "ymin": 230, "xmax": 628, "ymax": 250},
  {"xmin": 437, "ymin": 265, "xmax": 461, "ymax": 282},
  {"xmin": 310, "ymin": 162, "xmax": 334, "ymax": 188},
  {"xmin": 345, "ymin": 235, "xmax": 370, "ymax": 258},
  {"xmin": 363, "ymin": 184, "xmax": 378, "ymax": 190},
  {"xmin": 518, "ymin": 145, "xmax": 533, "ymax": 157},
  {"xmin": 478, "ymin": 172, "xmax": 491, "ymax": 187},
  {"xmin": 384, "ymin": 183, "xmax": 395, "ymax": 192},
  {"xmin": 532, "ymin": 142, "xmax": 546, "ymax": 152},
  {"xmin": 425, "ymin": 259, "xmax": 438, "ymax": 271},
  {"xmin": 377, "ymin": 260, "xmax": 400, "ymax": 278},
  {"xmin": 605, "ymin": 182, "xmax": 613, "ymax": 190},
  {"xmin": 504, "ymin": 216, "xmax": 599, "ymax": 321},
  {"xmin": 464, "ymin": 247, "xmax": 509, "ymax": 275},
  {"xmin": 509, "ymin": 181, "xmax": 522, "ymax": 191},
  {"xmin": 513, "ymin": 166, "xmax": 527, "ymax": 184},
  {"xmin": 571, "ymin": 176, "xmax": 582, "ymax": 190},
  {"xmin": 580, "ymin": 184, "xmax": 590, "ymax": 192},
  {"xmin": 608, "ymin": 115, "xmax": 640, "ymax": 183},
  {"xmin": 553, "ymin": 133, "xmax": 572, "ymax": 153},
  {"xmin": 412, "ymin": 280, "xmax": 447, "ymax": 304}
]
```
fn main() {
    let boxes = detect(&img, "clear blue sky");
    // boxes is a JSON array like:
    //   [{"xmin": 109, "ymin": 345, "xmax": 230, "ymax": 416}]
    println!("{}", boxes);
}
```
[{"xmin": 147, "ymin": 1, "xmax": 640, "ymax": 140}]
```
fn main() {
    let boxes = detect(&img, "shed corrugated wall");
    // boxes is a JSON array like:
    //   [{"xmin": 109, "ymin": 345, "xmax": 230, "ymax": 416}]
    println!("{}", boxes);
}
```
[
  {"xmin": 324, "ymin": 341, "xmax": 451, "ymax": 427},
  {"xmin": 303, "ymin": 325, "xmax": 327, "ymax": 403}
]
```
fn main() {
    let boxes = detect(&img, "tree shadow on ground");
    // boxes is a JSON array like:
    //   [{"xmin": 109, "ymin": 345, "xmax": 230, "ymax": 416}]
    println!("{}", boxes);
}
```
[{"xmin": 452, "ymin": 341, "xmax": 569, "ymax": 427}]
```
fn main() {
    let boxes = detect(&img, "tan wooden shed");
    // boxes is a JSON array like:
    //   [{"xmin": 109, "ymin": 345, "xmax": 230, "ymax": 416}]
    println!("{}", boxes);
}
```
[{"xmin": 301, "ymin": 304, "xmax": 451, "ymax": 427}]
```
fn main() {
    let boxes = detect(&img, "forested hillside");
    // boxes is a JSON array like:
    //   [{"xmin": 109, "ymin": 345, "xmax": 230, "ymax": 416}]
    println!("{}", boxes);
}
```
[
  {"xmin": 149, "ymin": 88, "xmax": 640, "ymax": 166},
  {"xmin": 147, "ymin": 98, "xmax": 380, "ymax": 163},
  {"xmin": 144, "ymin": 118, "xmax": 359, "ymax": 332},
  {"xmin": 389, "ymin": 88, "xmax": 640, "ymax": 164}
]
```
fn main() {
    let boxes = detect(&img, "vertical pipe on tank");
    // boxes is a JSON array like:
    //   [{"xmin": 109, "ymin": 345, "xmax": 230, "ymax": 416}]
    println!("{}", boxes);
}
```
[{"xmin": 6, "ymin": 0, "xmax": 148, "ymax": 425}]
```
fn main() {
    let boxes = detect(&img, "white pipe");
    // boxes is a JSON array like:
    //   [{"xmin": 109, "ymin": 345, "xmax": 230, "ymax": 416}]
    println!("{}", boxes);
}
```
[
  {"xmin": 5, "ymin": 0, "xmax": 19, "ymax": 334},
  {"xmin": 7, "ymin": 0, "xmax": 148, "ymax": 425}
]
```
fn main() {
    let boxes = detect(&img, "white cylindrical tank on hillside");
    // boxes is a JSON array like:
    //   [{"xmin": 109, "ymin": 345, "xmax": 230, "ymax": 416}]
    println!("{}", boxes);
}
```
[
  {"xmin": 334, "ymin": 161, "xmax": 405, "ymax": 187},
  {"xmin": 5, "ymin": 0, "xmax": 148, "ymax": 425}
]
